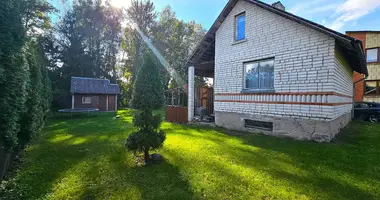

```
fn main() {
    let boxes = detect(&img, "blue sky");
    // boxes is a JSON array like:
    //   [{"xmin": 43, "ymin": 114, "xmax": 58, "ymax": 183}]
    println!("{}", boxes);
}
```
[{"xmin": 50, "ymin": 0, "xmax": 380, "ymax": 33}]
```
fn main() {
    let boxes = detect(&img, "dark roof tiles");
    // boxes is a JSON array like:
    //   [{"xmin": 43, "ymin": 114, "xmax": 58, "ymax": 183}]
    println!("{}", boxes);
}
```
[{"xmin": 71, "ymin": 77, "xmax": 120, "ymax": 94}]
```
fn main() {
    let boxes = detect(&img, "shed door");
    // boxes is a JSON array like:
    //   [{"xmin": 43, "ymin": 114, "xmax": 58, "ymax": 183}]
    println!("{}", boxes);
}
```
[
  {"xmin": 108, "ymin": 95, "xmax": 115, "ymax": 111},
  {"xmin": 99, "ymin": 95, "xmax": 107, "ymax": 111},
  {"xmin": 91, "ymin": 96, "xmax": 99, "ymax": 109}
]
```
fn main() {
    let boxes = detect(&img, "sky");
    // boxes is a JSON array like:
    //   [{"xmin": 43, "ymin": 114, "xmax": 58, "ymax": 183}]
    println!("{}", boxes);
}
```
[{"xmin": 50, "ymin": 0, "xmax": 380, "ymax": 33}]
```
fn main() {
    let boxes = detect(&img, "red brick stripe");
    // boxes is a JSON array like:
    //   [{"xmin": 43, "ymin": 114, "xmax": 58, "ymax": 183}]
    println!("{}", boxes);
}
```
[
  {"xmin": 215, "ymin": 100, "xmax": 351, "ymax": 106},
  {"xmin": 214, "ymin": 92, "xmax": 352, "ymax": 98}
]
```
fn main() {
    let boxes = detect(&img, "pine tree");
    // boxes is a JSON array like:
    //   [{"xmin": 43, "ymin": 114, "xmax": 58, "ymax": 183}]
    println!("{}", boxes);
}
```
[{"xmin": 126, "ymin": 52, "xmax": 165, "ymax": 163}]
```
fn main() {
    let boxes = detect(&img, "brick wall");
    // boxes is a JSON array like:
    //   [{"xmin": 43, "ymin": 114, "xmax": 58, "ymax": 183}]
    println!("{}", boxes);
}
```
[
  {"xmin": 333, "ymin": 48, "xmax": 354, "ymax": 117},
  {"xmin": 363, "ymin": 33, "xmax": 380, "ymax": 102},
  {"xmin": 214, "ymin": 0, "xmax": 352, "ymax": 121},
  {"xmin": 365, "ymin": 33, "xmax": 380, "ymax": 80},
  {"xmin": 353, "ymin": 72, "xmax": 365, "ymax": 102}
]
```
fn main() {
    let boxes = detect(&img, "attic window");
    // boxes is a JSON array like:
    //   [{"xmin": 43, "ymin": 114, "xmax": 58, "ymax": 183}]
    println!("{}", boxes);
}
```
[
  {"xmin": 82, "ymin": 97, "xmax": 92, "ymax": 104},
  {"xmin": 235, "ymin": 13, "xmax": 245, "ymax": 41},
  {"xmin": 244, "ymin": 119, "xmax": 273, "ymax": 131}
]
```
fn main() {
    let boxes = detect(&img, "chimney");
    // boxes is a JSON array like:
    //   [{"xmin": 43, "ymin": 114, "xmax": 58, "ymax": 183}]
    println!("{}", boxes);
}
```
[{"xmin": 272, "ymin": 1, "xmax": 285, "ymax": 11}]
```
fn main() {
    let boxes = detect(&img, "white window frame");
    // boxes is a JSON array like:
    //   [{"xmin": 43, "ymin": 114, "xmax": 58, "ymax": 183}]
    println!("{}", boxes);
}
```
[
  {"xmin": 366, "ymin": 48, "xmax": 379, "ymax": 63},
  {"xmin": 82, "ymin": 96, "xmax": 92, "ymax": 104},
  {"xmin": 235, "ymin": 12, "xmax": 246, "ymax": 41}
]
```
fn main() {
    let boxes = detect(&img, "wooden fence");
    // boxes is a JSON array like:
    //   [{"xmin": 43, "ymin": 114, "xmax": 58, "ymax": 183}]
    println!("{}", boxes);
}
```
[{"xmin": 165, "ymin": 106, "xmax": 188, "ymax": 123}]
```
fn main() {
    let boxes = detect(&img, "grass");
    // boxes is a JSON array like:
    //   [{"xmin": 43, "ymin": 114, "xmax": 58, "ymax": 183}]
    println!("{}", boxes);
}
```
[{"xmin": 1, "ymin": 110, "xmax": 380, "ymax": 200}]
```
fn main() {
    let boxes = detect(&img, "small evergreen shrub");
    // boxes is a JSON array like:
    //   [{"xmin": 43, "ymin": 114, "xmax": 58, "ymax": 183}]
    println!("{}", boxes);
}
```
[{"xmin": 126, "ymin": 52, "xmax": 166, "ymax": 163}]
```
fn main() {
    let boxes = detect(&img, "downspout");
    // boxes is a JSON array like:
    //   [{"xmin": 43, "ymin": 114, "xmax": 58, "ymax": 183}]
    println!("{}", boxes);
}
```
[{"xmin": 352, "ymin": 76, "xmax": 367, "ymax": 119}]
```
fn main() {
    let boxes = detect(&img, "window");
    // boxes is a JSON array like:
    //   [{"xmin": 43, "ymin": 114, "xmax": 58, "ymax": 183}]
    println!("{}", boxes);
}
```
[
  {"xmin": 245, "ymin": 119, "xmax": 273, "ymax": 131},
  {"xmin": 365, "ymin": 80, "xmax": 380, "ymax": 95},
  {"xmin": 366, "ymin": 48, "xmax": 379, "ymax": 63},
  {"xmin": 235, "ymin": 13, "xmax": 245, "ymax": 41},
  {"xmin": 82, "ymin": 96, "xmax": 92, "ymax": 104},
  {"xmin": 244, "ymin": 59, "xmax": 274, "ymax": 89}
]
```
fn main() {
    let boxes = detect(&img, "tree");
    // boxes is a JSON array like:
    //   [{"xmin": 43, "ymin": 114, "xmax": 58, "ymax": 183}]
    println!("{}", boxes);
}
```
[
  {"xmin": 0, "ymin": 0, "xmax": 28, "ymax": 153},
  {"xmin": 48, "ymin": 0, "xmax": 123, "ymax": 109},
  {"xmin": 153, "ymin": 5, "xmax": 206, "ymax": 88},
  {"xmin": 18, "ymin": 39, "xmax": 52, "ymax": 148},
  {"xmin": 126, "ymin": 52, "xmax": 165, "ymax": 163},
  {"xmin": 0, "ymin": 0, "xmax": 53, "ymax": 179},
  {"xmin": 123, "ymin": 0, "xmax": 157, "ymax": 83}
]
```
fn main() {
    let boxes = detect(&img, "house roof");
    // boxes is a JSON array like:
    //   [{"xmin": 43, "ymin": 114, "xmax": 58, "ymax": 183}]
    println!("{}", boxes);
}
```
[
  {"xmin": 71, "ymin": 77, "xmax": 120, "ymax": 94},
  {"xmin": 185, "ymin": 0, "xmax": 367, "ymax": 76},
  {"xmin": 346, "ymin": 30, "xmax": 380, "ymax": 34}
]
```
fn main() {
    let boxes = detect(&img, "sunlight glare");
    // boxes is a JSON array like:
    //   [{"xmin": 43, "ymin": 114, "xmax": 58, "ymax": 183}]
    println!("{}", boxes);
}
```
[{"xmin": 109, "ymin": 0, "xmax": 131, "ymax": 8}]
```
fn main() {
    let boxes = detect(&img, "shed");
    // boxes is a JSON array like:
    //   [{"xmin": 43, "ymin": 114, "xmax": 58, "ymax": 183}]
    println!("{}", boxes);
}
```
[{"xmin": 71, "ymin": 77, "xmax": 120, "ymax": 112}]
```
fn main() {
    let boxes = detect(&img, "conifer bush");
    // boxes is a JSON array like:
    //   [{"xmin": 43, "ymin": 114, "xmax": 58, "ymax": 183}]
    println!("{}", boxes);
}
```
[{"xmin": 126, "ymin": 52, "xmax": 166, "ymax": 163}]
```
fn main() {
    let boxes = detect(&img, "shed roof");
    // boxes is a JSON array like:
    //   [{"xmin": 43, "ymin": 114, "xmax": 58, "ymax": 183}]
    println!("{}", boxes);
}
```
[
  {"xmin": 185, "ymin": 0, "xmax": 367, "ymax": 76},
  {"xmin": 71, "ymin": 77, "xmax": 120, "ymax": 94}
]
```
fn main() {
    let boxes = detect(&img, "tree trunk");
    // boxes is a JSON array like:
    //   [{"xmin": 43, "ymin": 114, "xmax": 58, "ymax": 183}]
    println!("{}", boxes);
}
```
[
  {"xmin": 144, "ymin": 148, "xmax": 150, "ymax": 163},
  {"xmin": 1, "ymin": 153, "xmax": 11, "ymax": 180}
]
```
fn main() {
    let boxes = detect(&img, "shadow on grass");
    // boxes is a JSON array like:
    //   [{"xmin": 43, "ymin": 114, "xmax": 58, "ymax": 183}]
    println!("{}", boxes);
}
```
[
  {"xmin": 2, "ymin": 111, "xmax": 195, "ymax": 200},
  {"xmin": 3, "ymin": 111, "xmax": 379, "ymax": 200}
]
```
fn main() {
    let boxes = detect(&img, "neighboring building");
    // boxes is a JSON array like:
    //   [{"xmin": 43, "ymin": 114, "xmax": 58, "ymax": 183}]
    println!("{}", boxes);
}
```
[
  {"xmin": 185, "ymin": 0, "xmax": 367, "ymax": 142},
  {"xmin": 71, "ymin": 77, "xmax": 120, "ymax": 112},
  {"xmin": 347, "ymin": 31, "xmax": 380, "ymax": 102}
]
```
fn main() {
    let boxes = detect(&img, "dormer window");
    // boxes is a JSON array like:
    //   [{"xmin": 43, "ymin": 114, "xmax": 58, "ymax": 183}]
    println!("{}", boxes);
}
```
[{"xmin": 235, "ymin": 13, "xmax": 245, "ymax": 41}]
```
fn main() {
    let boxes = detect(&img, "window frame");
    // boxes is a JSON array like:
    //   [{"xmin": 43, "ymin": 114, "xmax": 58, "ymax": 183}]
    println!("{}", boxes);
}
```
[
  {"xmin": 82, "ymin": 96, "xmax": 92, "ymax": 104},
  {"xmin": 243, "ymin": 58, "xmax": 275, "ymax": 91},
  {"xmin": 365, "ymin": 80, "xmax": 380, "ymax": 96},
  {"xmin": 366, "ymin": 47, "xmax": 380, "ymax": 63},
  {"xmin": 235, "ymin": 12, "xmax": 246, "ymax": 42}
]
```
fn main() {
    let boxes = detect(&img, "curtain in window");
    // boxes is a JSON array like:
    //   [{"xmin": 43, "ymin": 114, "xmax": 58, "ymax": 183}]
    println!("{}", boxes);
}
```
[
  {"xmin": 245, "ymin": 62, "xmax": 259, "ymax": 88},
  {"xmin": 244, "ymin": 59, "xmax": 274, "ymax": 89},
  {"xmin": 259, "ymin": 60, "xmax": 274, "ymax": 89}
]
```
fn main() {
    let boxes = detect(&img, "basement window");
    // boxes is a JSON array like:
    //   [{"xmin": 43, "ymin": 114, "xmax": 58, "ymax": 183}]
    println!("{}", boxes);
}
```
[
  {"xmin": 244, "ymin": 119, "xmax": 273, "ymax": 131},
  {"xmin": 82, "ymin": 97, "xmax": 92, "ymax": 104}
]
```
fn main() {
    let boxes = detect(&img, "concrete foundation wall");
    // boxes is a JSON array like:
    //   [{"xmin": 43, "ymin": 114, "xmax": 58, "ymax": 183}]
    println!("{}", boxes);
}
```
[{"xmin": 215, "ymin": 111, "xmax": 351, "ymax": 142}]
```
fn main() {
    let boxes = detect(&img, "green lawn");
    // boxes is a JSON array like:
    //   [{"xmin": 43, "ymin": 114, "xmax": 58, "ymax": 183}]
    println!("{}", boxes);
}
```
[{"xmin": 1, "ymin": 110, "xmax": 380, "ymax": 200}]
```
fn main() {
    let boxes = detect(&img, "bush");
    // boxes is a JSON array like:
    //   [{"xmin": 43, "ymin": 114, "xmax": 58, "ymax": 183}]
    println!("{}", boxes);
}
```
[{"xmin": 126, "ymin": 52, "xmax": 166, "ymax": 163}]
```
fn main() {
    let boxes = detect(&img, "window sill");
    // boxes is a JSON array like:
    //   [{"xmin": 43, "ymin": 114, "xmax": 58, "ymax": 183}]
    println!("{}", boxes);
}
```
[
  {"xmin": 367, "ymin": 61, "xmax": 380, "ymax": 64},
  {"xmin": 240, "ymin": 89, "xmax": 275, "ymax": 94},
  {"xmin": 232, "ymin": 38, "xmax": 247, "ymax": 45}
]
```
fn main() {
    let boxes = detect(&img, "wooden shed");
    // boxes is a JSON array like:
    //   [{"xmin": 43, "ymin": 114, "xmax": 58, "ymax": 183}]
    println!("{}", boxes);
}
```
[{"xmin": 70, "ymin": 77, "xmax": 120, "ymax": 112}]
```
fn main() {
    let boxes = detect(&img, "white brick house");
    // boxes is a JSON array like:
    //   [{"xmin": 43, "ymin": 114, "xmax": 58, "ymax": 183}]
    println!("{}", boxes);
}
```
[{"xmin": 185, "ymin": 0, "xmax": 367, "ymax": 142}]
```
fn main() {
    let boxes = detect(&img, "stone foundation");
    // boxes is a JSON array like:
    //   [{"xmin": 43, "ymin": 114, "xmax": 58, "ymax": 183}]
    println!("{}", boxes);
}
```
[{"xmin": 215, "ymin": 111, "xmax": 351, "ymax": 142}]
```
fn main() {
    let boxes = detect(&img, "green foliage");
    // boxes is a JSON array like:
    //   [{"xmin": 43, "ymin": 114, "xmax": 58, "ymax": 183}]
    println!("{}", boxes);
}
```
[
  {"xmin": 127, "ymin": 53, "xmax": 166, "ymax": 162},
  {"xmin": 18, "ymin": 40, "xmax": 51, "ymax": 148},
  {"xmin": 153, "ymin": 5, "xmax": 206, "ymax": 88},
  {"xmin": 0, "ymin": 0, "xmax": 53, "ymax": 156},
  {"xmin": 43, "ymin": 0, "xmax": 122, "ymax": 109},
  {"xmin": 130, "ymin": 52, "xmax": 165, "ymax": 110},
  {"xmin": 118, "ymin": 81, "xmax": 133, "ymax": 108},
  {"xmin": 0, "ymin": 0, "xmax": 28, "ymax": 152}
]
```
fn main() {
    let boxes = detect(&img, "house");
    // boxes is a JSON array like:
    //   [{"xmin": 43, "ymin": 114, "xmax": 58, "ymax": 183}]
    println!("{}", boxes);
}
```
[
  {"xmin": 346, "ymin": 31, "xmax": 380, "ymax": 102},
  {"xmin": 185, "ymin": 0, "xmax": 367, "ymax": 142},
  {"xmin": 70, "ymin": 77, "xmax": 120, "ymax": 112}
]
